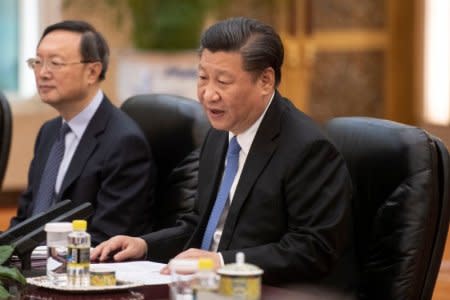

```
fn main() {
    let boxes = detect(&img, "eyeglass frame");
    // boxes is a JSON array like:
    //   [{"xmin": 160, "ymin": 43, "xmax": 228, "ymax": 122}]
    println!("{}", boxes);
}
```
[{"xmin": 26, "ymin": 57, "xmax": 100, "ymax": 71}]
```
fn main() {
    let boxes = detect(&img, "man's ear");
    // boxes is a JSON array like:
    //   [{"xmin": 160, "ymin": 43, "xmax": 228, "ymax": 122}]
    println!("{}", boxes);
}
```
[
  {"xmin": 259, "ymin": 67, "xmax": 275, "ymax": 95},
  {"xmin": 87, "ymin": 62, "xmax": 102, "ymax": 84}
]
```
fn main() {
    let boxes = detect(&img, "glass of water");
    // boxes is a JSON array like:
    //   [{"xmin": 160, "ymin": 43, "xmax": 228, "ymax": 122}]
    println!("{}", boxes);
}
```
[
  {"xmin": 169, "ymin": 258, "xmax": 198, "ymax": 300},
  {"xmin": 44, "ymin": 222, "xmax": 72, "ymax": 286}
]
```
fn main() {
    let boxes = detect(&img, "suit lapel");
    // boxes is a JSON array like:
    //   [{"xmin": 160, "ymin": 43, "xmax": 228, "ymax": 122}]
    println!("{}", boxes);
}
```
[
  {"xmin": 201, "ymin": 133, "xmax": 228, "ymax": 213},
  {"xmin": 218, "ymin": 93, "xmax": 284, "ymax": 250},
  {"xmin": 188, "ymin": 132, "xmax": 228, "ymax": 247},
  {"xmin": 57, "ymin": 97, "xmax": 112, "ymax": 201},
  {"xmin": 32, "ymin": 119, "xmax": 63, "ymax": 196}
]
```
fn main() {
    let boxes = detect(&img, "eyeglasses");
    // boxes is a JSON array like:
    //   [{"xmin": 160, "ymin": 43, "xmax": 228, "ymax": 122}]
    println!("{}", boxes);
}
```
[{"xmin": 26, "ymin": 58, "xmax": 99, "ymax": 71}]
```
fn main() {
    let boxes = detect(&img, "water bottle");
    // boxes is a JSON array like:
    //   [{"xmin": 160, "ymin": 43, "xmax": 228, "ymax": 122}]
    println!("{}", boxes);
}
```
[
  {"xmin": 192, "ymin": 258, "xmax": 219, "ymax": 300},
  {"xmin": 67, "ymin": 220, "xmax": 90, "ymax": 287}
]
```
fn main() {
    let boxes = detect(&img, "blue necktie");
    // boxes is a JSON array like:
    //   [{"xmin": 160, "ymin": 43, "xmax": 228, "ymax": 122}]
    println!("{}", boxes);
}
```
[
  {"xmin": 32, "ymin": 123, "xmax": 71, "ymax": 215},
  {"xmin": 201, "ymin": 136, "xmax": 241, "ymax": 250}
]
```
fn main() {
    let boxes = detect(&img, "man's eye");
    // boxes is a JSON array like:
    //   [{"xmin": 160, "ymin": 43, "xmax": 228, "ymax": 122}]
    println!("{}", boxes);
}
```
[
  {"xmin": 50, "ymin": 61, "xmax": 63, "ymax": 67},
  {"xmin": 34, "ymin": 60, "xmax": 42, "ymax": 66}
]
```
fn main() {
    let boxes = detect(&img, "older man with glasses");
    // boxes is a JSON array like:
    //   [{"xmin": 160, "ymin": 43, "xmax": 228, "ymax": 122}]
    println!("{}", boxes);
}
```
[{"xmin": 9, "ymin": 20, "xmax": 156, "ymax": 246}]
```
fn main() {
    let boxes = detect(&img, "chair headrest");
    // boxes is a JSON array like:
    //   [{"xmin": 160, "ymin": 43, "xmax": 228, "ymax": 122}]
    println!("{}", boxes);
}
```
[
  {"xmin": 0, "ymin": 91, "xmax": 12, "ymax": 189},
  {"xmin": 121, "ymin": 93, "xmax": 210, "ymax": 184}
]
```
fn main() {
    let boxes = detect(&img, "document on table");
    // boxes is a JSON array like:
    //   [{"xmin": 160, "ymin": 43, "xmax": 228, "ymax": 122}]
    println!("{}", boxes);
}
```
[{"xmin": 91, "ymin": 261, "xmax": 171, "ymax": 285}]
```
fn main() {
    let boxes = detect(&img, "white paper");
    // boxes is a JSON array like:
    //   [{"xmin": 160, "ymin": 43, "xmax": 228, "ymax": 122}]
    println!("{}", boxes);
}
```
[{"xmin": 90, "ymin": 261, "xmax": 171, "ymax": 285}]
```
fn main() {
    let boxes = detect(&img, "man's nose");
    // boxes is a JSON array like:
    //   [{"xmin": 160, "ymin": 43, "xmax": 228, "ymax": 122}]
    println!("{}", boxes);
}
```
[
  {"xmin": 37, "ymin": 63, "xmax": 52, "ymax": 78},
  {"xmin": 201, "ymin": 84, "xmax": 219, "ymax": 102}
]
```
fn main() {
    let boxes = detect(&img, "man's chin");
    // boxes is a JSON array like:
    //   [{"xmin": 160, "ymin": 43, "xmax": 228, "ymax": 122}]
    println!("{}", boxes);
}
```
[
  {"xmin": 39, "ymin": 96, "xmax": 57, "ymax": 104},
  {"xmin": 210, "ymin": 122, "xmax": 228, "ymax": 132}
]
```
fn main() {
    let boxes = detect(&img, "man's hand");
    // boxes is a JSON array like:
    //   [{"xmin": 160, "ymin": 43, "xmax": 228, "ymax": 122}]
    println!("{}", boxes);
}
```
[
  {"xmin": 90, "ymin": 235, "xmax": 147, "ymax": 262},
  {"xmin": 160, "ymin": 248, "xmax": 221, "ymax": 274}
]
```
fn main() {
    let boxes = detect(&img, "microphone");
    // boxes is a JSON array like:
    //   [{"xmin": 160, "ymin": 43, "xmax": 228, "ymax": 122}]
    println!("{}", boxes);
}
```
[{"xmin": 0, "ymin": 199, "xmax": 74, "ymax": 245}]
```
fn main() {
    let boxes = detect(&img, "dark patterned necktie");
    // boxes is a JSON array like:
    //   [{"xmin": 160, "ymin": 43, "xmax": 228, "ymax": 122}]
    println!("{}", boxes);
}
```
[
  {"xmin": 32, "ymin": 123, "xmax": 71, "ymax": 215},
  {"xmin": 201, "ymin": 136, "xmax": 241, "ymax": 250}
]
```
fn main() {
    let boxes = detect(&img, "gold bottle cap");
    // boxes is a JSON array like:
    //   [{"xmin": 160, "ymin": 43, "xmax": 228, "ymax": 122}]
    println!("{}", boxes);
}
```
[
  {"xmin": 198, "ymin": 258, "xmax": 214, "ymax": 270},
  {"xmin": 72, "ymin": 220, "xmax": 87, "ymax": 231}
]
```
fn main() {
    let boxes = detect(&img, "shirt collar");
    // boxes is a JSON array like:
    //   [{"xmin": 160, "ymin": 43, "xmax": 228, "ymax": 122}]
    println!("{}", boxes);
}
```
[
  {"xmin": 63, "ymin": 89, "xmax": 104, "ymax": 138},
  {"xmin": 229, "ymin": 91, "xmax": 275, "ymax": 156}
]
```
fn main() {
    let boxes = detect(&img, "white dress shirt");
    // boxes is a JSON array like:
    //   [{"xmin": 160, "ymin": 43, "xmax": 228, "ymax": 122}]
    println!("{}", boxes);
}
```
[{"xmin": 55, "ymin": 90, "xmax": 103, "ymax": 194}]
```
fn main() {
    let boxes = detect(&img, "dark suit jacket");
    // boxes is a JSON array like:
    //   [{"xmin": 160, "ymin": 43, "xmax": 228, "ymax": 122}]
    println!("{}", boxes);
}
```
[
  {"xmin": 144, "ymin": 91, "xmax": 353, "ymax": 287},
  {"xmin": 11, "ymin": 96, "xmax": 156, "ymax": 245}
]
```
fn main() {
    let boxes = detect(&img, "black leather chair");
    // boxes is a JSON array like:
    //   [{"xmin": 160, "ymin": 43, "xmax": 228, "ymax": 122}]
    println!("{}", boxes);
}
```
[
  {"xmin": 325, "ymin": 117, "xmax": 450, "ymax": 300},
  {"xmin": 121, "ymin": 94, "xmax": 210, "ymax": 230},
  {"xmin": 0, "ymin": 91, "xmax": 12, "ymax": 190}
]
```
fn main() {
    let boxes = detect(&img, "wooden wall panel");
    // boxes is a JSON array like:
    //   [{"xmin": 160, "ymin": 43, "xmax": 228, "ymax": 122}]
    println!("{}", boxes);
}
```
[
  {"xmin": 276, "ymin": 0, "xmax": 417, "ymax": 124},
  {"xmin": 311, "ymin": 0, "xmax": 385, "ymax": 31},
  {"xmin": 309, "ymin": 50, "xmax": 384, "ymax": 122}
]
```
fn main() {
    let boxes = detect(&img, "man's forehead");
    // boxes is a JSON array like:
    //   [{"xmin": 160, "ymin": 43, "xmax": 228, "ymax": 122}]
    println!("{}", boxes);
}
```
[
  {"xmin": 39, "ymin": 30, "xmax": 81, "ymax": 47},
  {"xmin": 198, "ymin": 50, "xmax": 243, "ymax": 72},
  {"xmin": 37, "ymin": 30, "xmax": 81, "ymax": 54}
]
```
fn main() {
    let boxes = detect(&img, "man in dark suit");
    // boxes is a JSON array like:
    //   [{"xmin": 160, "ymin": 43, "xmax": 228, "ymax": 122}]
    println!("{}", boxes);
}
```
[
  {"xmin": 92, "ymin": 17, "xmax": 353, "ymax": 286},
  {"xmin": 10, "ymin": 20, "xmax": 156, "ymax": 245}
]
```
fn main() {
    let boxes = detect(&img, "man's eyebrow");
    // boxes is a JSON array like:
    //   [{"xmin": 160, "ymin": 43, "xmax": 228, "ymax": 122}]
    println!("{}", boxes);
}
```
[
  {"xmin": 35, "ymin": 53, "xmax": 64, "ymax": 59},
  {"xmin": 197, "ymin": 64, "xmax": 233, "ymax": 78}
]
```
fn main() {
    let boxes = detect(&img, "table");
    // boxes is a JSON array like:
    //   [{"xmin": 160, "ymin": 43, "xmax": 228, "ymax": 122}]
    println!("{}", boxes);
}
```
[
  {"xmin": 20, "ymin": 266, "xmax": 354, "ymax": 299},
  {"xmin": 20, "ymin": 283, "xmax": 341, "ymax": 299}
]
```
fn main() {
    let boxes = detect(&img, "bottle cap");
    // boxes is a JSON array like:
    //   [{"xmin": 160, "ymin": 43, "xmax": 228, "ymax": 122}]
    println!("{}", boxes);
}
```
[
  {"xmin": 44, "ymin": 222, "xmax": 72, "ymax": 232},
  {"xmin": 198, "ymin": 258, "xmax": 214, "ymax": 270},
  {"xmin": 72, "ymin": 219, "xmax": 87, "ymax": 231}
]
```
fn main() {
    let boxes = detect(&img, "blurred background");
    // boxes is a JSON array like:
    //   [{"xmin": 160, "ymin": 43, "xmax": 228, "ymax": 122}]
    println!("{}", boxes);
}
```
[
  {"xmin": 1, "ymin": 0, "xmax": 449, "ymax": 195},
  {"xmin": 0, "ymin": 0, "xmax": 449, "ymax": 298}
]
